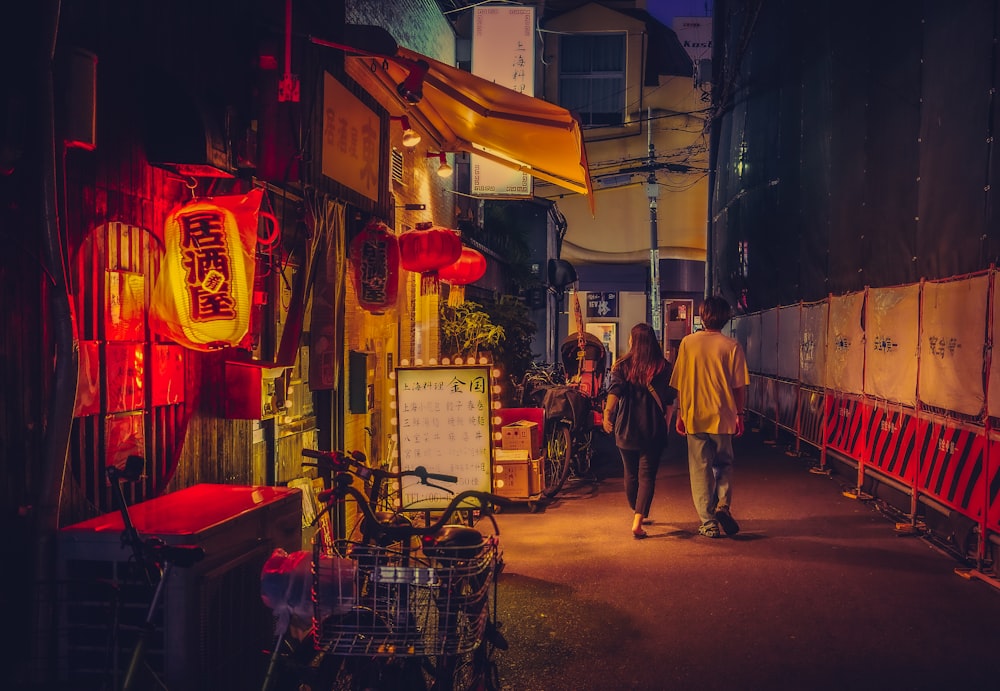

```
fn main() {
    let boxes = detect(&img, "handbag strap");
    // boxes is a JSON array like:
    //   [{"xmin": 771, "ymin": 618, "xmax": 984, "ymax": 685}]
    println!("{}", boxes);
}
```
[{"xmin": 646, "ymin": 383, "xmax": 665, "ymax": 413}]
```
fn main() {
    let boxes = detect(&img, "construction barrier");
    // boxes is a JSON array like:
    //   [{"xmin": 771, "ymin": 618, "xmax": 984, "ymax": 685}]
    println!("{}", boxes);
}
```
[{"xmin": 732, "ymin": 269, "xmax": 999, "ymax": 572}]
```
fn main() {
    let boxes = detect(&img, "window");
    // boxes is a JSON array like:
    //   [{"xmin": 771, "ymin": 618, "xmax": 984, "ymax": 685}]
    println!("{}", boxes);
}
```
[{"xmin": 559, "ymin": 33, "xmax": 626, "ymax": 127}]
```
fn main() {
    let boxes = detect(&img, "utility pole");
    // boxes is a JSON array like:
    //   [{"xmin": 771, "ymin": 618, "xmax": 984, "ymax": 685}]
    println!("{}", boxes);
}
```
[{"xmin": 646, "ymin": 109, "xmax": 662, "ymax": 339}]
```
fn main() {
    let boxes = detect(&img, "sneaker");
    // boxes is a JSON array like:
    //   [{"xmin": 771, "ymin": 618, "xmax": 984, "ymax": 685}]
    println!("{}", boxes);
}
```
[
  {"xmin": 698, "ymin": 523, "xmax": 721, "ymax": 538},
  {"xmin": 715, "ymin": 506, "xmax": 740, "ymax": 536}
]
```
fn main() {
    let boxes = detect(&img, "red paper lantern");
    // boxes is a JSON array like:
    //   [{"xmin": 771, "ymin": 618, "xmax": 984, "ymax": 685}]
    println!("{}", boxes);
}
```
[
  {"xmin": 439, "ymin": 246, "xmax": 487, "ymax": 306},
  {"xmin": 149, "ymin": 190, "xmax": 262, "ymax": 350},
  {"xmin": 398, "ymin": 222, "xmax": 461, "ymax": 295},
  {"xmin": 349, "ymin": 221, "xmax": 400, "ymax": 314}
]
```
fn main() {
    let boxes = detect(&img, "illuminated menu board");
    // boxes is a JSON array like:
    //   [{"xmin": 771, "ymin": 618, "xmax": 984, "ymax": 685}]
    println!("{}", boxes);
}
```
[{"xmin": 395, "ymin": 365, "xmax": 494, "ymax": 510}]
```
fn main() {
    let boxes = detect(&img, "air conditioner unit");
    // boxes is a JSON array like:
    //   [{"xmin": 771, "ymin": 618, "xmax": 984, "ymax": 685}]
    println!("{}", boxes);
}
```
[{"xmin": 58, "ymin": 484, "xmax": 302, "ymax": 691}]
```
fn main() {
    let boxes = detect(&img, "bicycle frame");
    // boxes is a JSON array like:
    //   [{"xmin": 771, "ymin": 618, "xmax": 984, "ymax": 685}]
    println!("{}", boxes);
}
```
[{"xmin": 261, "ymin": 450, "xmax": 508, "ymax": 691}]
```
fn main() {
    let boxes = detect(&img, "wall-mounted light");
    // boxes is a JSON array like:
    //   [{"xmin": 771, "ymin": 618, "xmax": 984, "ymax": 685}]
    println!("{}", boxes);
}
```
[
  {"xmin": 396, "ymin": 59, "xmax": 429, "ymax": 105},
  {"xmin": 426, "ymin": 151, "xmax": 452, "ymax": 178},
  {"xmin": 390, "ymin": 115, "xmax": 421, "ymax": 147}
]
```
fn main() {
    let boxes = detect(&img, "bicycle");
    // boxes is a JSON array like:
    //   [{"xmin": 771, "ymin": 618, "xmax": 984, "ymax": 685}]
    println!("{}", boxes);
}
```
[
  {"xmin": 537, "ymin": 384, "xmax": 605, "ymax": 498},
  {"xmin": 105, "ymin": 456, "xmax": 206, "ymax": 691},
  {"xmin": 260, "ymin": 449, "xmax": 508, "ymax": 691}
]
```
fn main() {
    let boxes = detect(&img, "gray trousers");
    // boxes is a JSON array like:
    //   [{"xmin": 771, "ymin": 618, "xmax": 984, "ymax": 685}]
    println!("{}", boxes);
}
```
[{"xmin": 685, "ymin": 433, "xmax": 734, "ymax": 526}]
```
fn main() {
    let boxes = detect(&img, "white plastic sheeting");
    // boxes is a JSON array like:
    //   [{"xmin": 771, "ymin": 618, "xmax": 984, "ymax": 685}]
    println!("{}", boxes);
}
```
[
  {"xmin": 919, "ymin": 276, "xmax": 987, "ymax": 416},
  {"xmin": 864, "ymin": 284, "xmax": 919, "ymax": 406},
  {"xmin": 778, "ymin": 305, "xmax": 800, "ymax": 380},
  {"xmin": 799, "ymin": 300, "xmax": 828, "ymax": 388},
  {"xmin": 826, "ymin": 291, "xmax": 865, "ymax": 394},
  {"xmin": 760, "ymin": 308, "xmax": 778, "ymax": 375},
  {"xmin": 735, "ymin": 312, "xmax": 762, "ymax": 373}
]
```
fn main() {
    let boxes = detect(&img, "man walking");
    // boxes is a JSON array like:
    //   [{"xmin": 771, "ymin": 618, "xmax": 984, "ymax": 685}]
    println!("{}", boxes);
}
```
[{"xmin": 670, "ymin": 295, "xmax": 750, "ymax": 538}]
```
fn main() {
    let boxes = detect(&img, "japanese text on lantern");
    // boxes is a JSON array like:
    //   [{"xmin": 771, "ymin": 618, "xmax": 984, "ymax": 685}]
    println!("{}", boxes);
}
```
[
  {"xmin": 395, "ymin": 366, "xmax": 494, "ymax": 509},
  {"xmin": 179, "ymin": 210, "xmax": 234, "ymax": 322},
  {"xmin": 358, "ymin": 237, "xmax": 389, "ymax": 303}
]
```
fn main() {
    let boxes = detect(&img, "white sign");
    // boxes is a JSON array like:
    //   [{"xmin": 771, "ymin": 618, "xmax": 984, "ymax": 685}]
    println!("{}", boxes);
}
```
[
  {"xmin": 395, "ymin": 366, "xmax": 494, "ymax": 509},
  {"xmin": 472, "ymin": 6, "xmax": 534, "ymax": 197},
  {"xmin": 674, "ymin": 16, "xmax": 713, "ymax": 63}
]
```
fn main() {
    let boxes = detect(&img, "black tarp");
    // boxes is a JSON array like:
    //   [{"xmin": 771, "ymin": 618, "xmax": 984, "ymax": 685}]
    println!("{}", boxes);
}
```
[{"xmin": 711, "ymin": 0, "xmax": 1000, "ymax": 311}]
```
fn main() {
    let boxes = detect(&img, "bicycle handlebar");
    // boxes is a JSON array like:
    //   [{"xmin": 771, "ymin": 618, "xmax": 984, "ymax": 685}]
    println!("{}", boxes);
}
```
[
  {"xmin": 302, "ymin": 448, "xmax": 459, "ymax": 486},
  {"xmin": 314, "ymin": 482, "xmax": 510, "ymax": 542}
]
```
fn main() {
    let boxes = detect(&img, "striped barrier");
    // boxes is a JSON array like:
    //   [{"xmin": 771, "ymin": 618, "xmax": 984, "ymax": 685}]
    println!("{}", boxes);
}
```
[
  {"xmin": 797, "ymin": 388, "xmax": 824, "ymax": 449},
  {"xmin": 986, "ymin": 431, "xmax": 1000, "ymax": 534},
  {"xmin": 917, "ymin": 417, "xmax": 986, "ymax": 520},
  {"xmin": 864, "ymin": 404, "xmax": 921, "ymax": 484},
  {"xmin": 774, "ymin": 379, "xmax": 798, "ymax": 431},
  {"xmin": 825, "ymin": 392, "xmax": 865, "ymax": 461}
]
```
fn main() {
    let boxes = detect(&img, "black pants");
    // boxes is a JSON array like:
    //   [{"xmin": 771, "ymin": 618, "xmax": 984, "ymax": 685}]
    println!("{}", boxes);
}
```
[{"xmin": 618, "ymin": 442, "xmax": 664, "ymax": 517}]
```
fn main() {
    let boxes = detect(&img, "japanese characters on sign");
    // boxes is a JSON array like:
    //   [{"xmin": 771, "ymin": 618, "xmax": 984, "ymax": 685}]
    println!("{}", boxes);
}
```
[
  {"xmin": 586, "ymin": 291, "xmax": 618, "ymax": 318},
  {"xmin": 322, "ymin": 72, "xmax": 379, "ymax": 201},
  {"xmin": 471, "ymin": 6, "xmax": 535, "ymax": 197},
  {"xmin": 396, "ymin": 366, "xmax": 494, "ymax": 509}
]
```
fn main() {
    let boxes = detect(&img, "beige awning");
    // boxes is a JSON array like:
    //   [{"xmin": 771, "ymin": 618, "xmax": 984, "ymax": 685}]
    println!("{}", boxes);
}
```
[{"xmin": 344, "ymin": 46, "xmax": 595, "ymax": 213}]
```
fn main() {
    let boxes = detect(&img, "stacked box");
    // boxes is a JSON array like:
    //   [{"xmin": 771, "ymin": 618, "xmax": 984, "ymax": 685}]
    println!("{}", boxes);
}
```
[
  {"xmin": 501, "ymin": 420, "xmax": 541, "ymax": 457},
  {"xmin": 494, "ymin": 450, "xmax": 544, "ymax": 497},
  {"xmin": 528, "ymin": 457, "xmax": 543, "ymax": 495}
]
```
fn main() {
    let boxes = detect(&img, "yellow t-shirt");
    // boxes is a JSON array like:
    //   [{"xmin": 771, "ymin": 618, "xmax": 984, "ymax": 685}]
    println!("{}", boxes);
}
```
[{"xmin": 669, "ymin": 330, "xmax": 749, "ymax": 435}]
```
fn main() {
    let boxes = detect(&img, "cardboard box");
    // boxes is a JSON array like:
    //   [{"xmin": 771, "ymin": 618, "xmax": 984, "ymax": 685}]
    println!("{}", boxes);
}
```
[
  {"xmin": 528, "ymin": 457, "xmax": 544, "ymax": 495},
  {"xmin": 501, "ymin": 420, "xmax": 541, "ymax": 457},
  {"xmin": 494, "ymin": 457, "xmax": 532, "ymax": 497},
  {"xmin": 493, "ymin": 454, "xmax": 543, "ymax": 498}
]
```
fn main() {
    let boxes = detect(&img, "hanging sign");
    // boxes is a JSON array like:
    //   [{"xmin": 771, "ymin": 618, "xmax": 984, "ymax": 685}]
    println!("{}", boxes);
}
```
[
  {"xmin": 349, "ymin": 221, "xmax": 399, "ymax": 314},
  {"xmin": 150, "ymin": 189, "xmax": 262, "ymax": 350},
  {"xmin": 586, "ymin": 291, "xmax": 618, "ymax": 318}
]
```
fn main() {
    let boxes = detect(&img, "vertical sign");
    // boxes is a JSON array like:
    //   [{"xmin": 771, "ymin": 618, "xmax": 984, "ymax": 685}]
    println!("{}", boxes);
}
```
[
  {"xmin": 472, "ymin": 6, "xmax": 534, "ymax": 197},
  {"xmin": 396, "ymin": 366, "xmax": 493, "ymax": 509},
  {"xmin": 322, "ymin": 72, "xmax": 379, "ymax": 201}
]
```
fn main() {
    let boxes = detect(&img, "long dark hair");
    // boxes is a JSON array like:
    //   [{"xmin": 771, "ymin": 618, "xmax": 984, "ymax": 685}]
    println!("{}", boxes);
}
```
[{"xmin": 614, "ymin": 323, "xmax": 666, "ymax": 386}]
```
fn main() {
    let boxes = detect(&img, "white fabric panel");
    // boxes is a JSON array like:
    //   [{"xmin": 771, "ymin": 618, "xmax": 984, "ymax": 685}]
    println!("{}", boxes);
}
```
[
  {"xmin": 799, "ymin": 300, "xmax": 828, "ymax": 388},
  {"xmin": 735, "ymin": 312, "xmax": 762, "ymax": 372},
  {"xmin": 864, "ymin": 284, "xmax": 919, "ymax": 406},
  {"xmin": 760, "ymin": 309, "xmax": 778, "ymax": 375},
  {"xmin": 919, "ymin": 276, "xmax": 987, "ymax": 416},
  {"xmin": 777, "ymin": 305, "xmax": 800, "ymax": 380},
  {"xmin": 826, "ymin": 291, "xmax": 865, "ymax": 394}
]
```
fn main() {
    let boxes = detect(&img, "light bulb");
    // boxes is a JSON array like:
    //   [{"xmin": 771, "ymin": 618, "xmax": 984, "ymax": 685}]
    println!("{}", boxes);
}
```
[{"xmin": 402, "ymin": 129, "xmax": 421, "ymax": 147}]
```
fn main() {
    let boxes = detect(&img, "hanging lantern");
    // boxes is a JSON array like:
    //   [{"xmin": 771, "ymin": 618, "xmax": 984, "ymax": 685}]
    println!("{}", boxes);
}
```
[
  {"xmin": 349, "ymin": 221, "xmax": 400, "ymax": 314},
  {"xmin": 398, "ymin": 222, "xmax": 461, "ymax": 295},
  {"xmin": 439, "ymin": 246, "xmax": 487, "ymax": 306},
  {"xmin": 150, "ymin": 190, "xmax": 262, "ymax": 351}
]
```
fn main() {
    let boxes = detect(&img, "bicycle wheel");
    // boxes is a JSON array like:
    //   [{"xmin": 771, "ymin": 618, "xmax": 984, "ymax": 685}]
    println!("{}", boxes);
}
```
[
  {"xmin": 572, "ymin": 429, "xmax": 593, "ymax": 478},
  {"xmin": 426, "ymin": 643, "xmax": 496, "ymax": 691},
  {"xmin": 540, "ymin": 422, "xmax": 572, "ymax": 498}
]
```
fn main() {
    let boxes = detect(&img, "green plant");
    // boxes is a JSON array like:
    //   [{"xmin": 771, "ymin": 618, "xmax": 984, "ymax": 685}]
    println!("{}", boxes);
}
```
[
  {"xmin": 441, "ymin": 296, "xmax": 537, "ymax": 407},
  {"xmin": 439, "ymin": 301, "xmax": 505, "ymax": 359}
]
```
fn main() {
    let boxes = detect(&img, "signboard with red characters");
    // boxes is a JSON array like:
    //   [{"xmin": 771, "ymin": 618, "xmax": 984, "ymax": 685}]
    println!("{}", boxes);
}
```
[{"xmin": 150, "ymin": 190, "xmax": 262, "ymax": 350}]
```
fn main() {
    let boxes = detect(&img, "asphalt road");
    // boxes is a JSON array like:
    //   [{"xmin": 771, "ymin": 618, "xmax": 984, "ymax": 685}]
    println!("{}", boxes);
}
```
[{"xmin": 490, "ymin": 429, "xmax": 1000, "ymax": 691}]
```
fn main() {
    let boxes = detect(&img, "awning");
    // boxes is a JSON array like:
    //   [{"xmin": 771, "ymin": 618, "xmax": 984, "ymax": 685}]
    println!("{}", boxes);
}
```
[{"xmin": 342, "ymin": 46, "xmax": 595, "ymax": 213}]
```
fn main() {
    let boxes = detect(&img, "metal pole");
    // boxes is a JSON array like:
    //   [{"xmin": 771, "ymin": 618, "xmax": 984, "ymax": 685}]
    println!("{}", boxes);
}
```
[{"xmin": 647, "ymin": 109, "xmax": 661, "ymax": 338}]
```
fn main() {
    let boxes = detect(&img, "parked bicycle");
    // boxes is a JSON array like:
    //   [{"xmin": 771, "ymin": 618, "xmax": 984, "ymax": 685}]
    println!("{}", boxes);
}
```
[
  {"xmin": 260, "ymin": 449, "xmax": 508, "ymax": 691},
  {"xmin": 522, "ymin": 334, "xmax": 610, "ymax": 499},
  {"xmin": 106, "ymin": 456, "xmax": 205, "ymax": 691}
]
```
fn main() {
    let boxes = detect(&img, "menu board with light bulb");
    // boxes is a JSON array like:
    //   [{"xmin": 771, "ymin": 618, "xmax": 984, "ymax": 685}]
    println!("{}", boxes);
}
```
[{"xmin": 393, "ymin": 365, "xmax": 494, "ymax": 510}]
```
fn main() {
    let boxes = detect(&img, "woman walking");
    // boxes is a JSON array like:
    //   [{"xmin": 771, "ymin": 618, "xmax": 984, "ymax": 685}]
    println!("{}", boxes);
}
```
[{"xmin": 602, "ymin": 323, "xmax": 677, "ymax": 539}]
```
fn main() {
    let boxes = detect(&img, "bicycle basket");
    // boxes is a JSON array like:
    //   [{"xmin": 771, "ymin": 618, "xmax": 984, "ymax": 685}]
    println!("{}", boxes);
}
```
[{"xmin": 313, "ymin": 539, "xmax": 499, "ymax": 657}]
